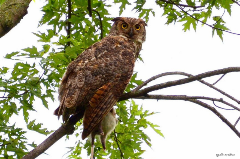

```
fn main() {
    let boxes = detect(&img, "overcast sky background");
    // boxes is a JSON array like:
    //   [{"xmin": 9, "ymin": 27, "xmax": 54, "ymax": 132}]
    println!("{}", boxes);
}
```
[{"xmin": 0, "ymin": 0, "xmax": 240, "ymax": 159}]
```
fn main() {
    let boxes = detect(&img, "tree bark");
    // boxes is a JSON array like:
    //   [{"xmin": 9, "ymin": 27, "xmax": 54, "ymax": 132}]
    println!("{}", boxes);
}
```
[{"xmin": 0, "ymin": 0, "xmax": 32, "ymax": 38}]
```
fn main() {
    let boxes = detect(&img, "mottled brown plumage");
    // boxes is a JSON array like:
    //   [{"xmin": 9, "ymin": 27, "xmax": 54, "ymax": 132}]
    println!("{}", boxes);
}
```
[{"xmin": 54, "ymin": 17, "xmax": 146, "ymax": 151}]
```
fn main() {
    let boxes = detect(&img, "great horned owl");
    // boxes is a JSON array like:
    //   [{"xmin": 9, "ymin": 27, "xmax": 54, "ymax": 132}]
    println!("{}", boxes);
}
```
[{"xmin": 54, "ymin": 17, "xmax": 147, "ymax": 156}]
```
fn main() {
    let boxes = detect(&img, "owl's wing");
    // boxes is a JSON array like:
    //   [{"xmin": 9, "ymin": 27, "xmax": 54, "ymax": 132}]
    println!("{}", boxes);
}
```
[
  {"xmin": 81, "ymin": 82, "xmax": 118, "ymax": 140},
  {"xmin": 54, "ymin": 60, "xmax": 85, "ymax": 122}
]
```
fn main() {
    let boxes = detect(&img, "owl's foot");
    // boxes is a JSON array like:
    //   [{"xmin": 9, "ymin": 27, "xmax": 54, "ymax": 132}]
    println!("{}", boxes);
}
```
[{"xmin": 95, "ymin": 123, "xmax": 104, "ymax": 136}]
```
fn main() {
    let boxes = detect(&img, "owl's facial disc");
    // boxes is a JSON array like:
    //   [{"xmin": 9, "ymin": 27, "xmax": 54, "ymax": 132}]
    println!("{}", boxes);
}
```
[{"xmin": 119, "ymin": 22, "xmax": 142, "ymax": 39}]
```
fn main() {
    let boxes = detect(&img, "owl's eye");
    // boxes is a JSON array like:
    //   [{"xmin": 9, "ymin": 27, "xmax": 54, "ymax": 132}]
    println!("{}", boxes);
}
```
[
  {"xmin": 135, "ymin": 24, "xmax": 141, "ymax": 30},
  {"xmin": 121, "ymin": 23, "xmax": 128, "ymax": 29}
]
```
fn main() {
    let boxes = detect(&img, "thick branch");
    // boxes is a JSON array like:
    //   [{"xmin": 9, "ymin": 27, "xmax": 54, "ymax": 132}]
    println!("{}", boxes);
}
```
[
  {"xmin": 0, "ymin": 0, "xmax": 32, "ymax": 38},
  {"xmin": 22, "ymin": 111, "xmax": 84, "ymax": 159},
  {"xmin": 120, "ymin": 67, "xmax": 240, "ymax": 100},
  {"xmin": 133, "ymin": 71, "xmax": 240, "ymax": 104}
]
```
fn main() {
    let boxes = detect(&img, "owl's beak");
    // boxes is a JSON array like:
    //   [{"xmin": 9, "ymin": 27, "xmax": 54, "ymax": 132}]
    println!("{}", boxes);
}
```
[{"xmin": 129, "ymin": 28, "xmax": 134, "ymax": 37}]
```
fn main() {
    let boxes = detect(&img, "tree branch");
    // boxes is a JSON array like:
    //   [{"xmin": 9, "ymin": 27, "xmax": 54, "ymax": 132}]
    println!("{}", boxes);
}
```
[
  {"xmin": 87, "ymin": 0, "xmax": 92, "ymax": 17},
  {"xmin": 135, "ymin": 94, "xmax": 239, "ymax": 111},
  {"xmin": 22, "ymin": 111, "xmax": 84, "ymax": 159},
  {"xmin": 22, "ymin": 67, "xmax": 240, "ymax": 158},
  {"xmin": 133, "ymin": 71, "xmax": 240, "ymax": 104},
  {"xmin": 0, "ymin": 0, "xmax": 32, "ymax": 38},
  {"xmin": 121, "ymin": 67, "xmax": 240, "ymax": 101},
  {"xmin": 113, "ymin": 130, "xmax": 124, "ymax": 159},
  {"xmin": 234, "ymin": 116, "xmax": 240, "ymax": 127},
  {"xmin": 212, "ymin": 74, "xmax": 226, "ymax": 85},
  {"xmin": 92, "ymin": 9, "xmax": 103, "ymax": 39},
  {"xmin": 159, "ymin": 0, "xmax": 204, "ymax": 9},
  {"xmin": 66, "ymin": 0, "xmax": 72, "ymax": 47},
  {"xmin": 232, "ymin": 0, "xmax": 240, "ymax": 6},
  {"xmin": 212, "ymin": 100, "xmax": 235, "ymax": 110},
  {"xmin": 135, "ymin": 94, "xmax": 240, "ymax": 138},
  {"xmin": 188, "ymin": 99, "xmax": 240, "ymax": 138}
]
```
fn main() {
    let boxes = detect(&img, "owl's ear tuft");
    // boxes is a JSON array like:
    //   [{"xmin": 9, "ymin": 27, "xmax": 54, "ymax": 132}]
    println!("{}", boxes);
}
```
[
  {"xmin": 111, "ymin": 17, "xmax": 124, "ymax": 22},
  {"xmin": 139, "ymin": 19, "xmax": 147, "ymax": 26}
]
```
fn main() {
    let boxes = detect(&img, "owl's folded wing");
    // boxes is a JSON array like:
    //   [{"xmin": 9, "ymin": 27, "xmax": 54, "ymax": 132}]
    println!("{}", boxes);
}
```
[{"xmin": 81, "ymin": 82, "xmax": 118, "ymax": 140}]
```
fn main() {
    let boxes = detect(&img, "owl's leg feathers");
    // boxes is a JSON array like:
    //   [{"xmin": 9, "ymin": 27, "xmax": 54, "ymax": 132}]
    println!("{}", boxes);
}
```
[{"xmin": 94, "ymin": 122, "xmax": 104, "ymax": 136}]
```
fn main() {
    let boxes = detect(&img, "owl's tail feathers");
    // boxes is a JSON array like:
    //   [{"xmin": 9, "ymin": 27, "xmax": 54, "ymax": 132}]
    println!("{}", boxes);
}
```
[
  {"xmin": 54, "ymin": 107, "xmax": 61, "ymax": 116},
  {"xmin": 53, "ymin": 89, "xmax": 69, "ymax": 121}
]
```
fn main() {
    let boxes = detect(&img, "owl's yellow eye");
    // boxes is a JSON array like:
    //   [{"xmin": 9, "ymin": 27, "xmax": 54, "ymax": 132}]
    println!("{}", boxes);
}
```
[
  {"xmin": 121, "ymin": 23, "xmax": 128, "ymax": 29},
  {"xmin": 135, "ymin": 24, "xmax": 141, "ymax": 30}
]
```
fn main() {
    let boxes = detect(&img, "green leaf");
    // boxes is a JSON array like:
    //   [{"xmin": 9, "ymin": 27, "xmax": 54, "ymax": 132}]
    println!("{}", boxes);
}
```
[
  {"xmin": 148, "ymin": 122, "xmax": 164, "ymax": 137},
  {"xmin": 23, "ymin": 46, "xmax": 38, "ymax": 56},
  {"xmin": 179, "ymin": 16, "xmax": 197, "ymax": 31},
  {"xmin": 5, "ymin": 52, "xmax": 19, "ymax": 59},
  {"xmin": 27, "ymin": 120, "xmax": 51, "ymax": 135}
]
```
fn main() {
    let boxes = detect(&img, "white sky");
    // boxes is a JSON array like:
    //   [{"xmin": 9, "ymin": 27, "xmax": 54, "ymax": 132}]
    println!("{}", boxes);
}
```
[{"xmin": 0, "ymin": 0, "xmax": 240, "ymax": 159}]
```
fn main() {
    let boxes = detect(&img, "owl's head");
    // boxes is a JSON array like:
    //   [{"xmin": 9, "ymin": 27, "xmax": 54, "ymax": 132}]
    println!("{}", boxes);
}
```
[{"xmin": 109, "ymin": 17, "xmax": 147, "ymax": 43}]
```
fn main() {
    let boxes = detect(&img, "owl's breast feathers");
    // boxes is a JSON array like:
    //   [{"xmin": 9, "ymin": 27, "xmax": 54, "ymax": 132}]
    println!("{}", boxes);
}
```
[{"xmin": 54, "ymin": 35, "xmax": 141, "ymax": 138}]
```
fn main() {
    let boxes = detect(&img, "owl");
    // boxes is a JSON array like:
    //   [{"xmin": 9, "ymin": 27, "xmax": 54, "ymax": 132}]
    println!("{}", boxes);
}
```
[{"xmin": 54, "ymin": 17, "xmax": 147, "ymax": 156}]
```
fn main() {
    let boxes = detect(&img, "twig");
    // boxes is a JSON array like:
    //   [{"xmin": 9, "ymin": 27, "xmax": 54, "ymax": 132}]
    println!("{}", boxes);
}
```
[
  {"xmin": 232, "ymin": 0, "xmax": 240, "ymax": 6},
  {"xmin": 234, "ymin": 116, "xmax": 240, "ymax": 127},
  {"xmin": 67, "ymin": 0, "xmax": 72, "ymax": 47},
  {"xmin": 133, "ymin": 72, "xmax": 180, "ymax": 92},
  {"xmin": 133, "ymin": 94, "xmax": 240, "ymax": 138},
  {"xmin": 87, "ymin": 0, "xmax": 92, "ymax": 17},
  {"xmin": 92, "ymin": 9, "xmax": 103, "ymax": 39},
  {"xmin": 188, "ymin": 99, "xmax": 240, "ymax": 138},
  {"xmin": 166, "ymin": 0, "xmax": 240, "ymax": 36},
  {"xmin": 159, "ymin": 0, "xmax": 204, "ymax": 9},
  {"xmin": 212, "ymin": 100, "xmax": 235, "ymax": 110},
  {"xmin": 212, "ymin": 74, "xmax": 226, "ymax": 85},
  {"xmin": 135, "ymin": 94, "xmax": 240, "ymax": 111},
  {"xmin": 113, "ymin": 130, "xmax": 124, "ymax": 159},
  {"xmin": 213, "ymin": 10, "xmax": 225, "ymax": 26},
  {"xmin": 0, "ymin": 71, "xmax": 46, "ymax": 99}
]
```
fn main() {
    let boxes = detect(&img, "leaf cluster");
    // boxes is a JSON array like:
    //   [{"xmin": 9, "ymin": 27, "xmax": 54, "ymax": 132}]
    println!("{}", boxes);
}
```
[
  {"xmin": 67, "ymin": 100, "xmax": 162, "ymax": 159},
  {"xmin": 157, "ymin": 0, "xmax": 235, "ymax": 40}
]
